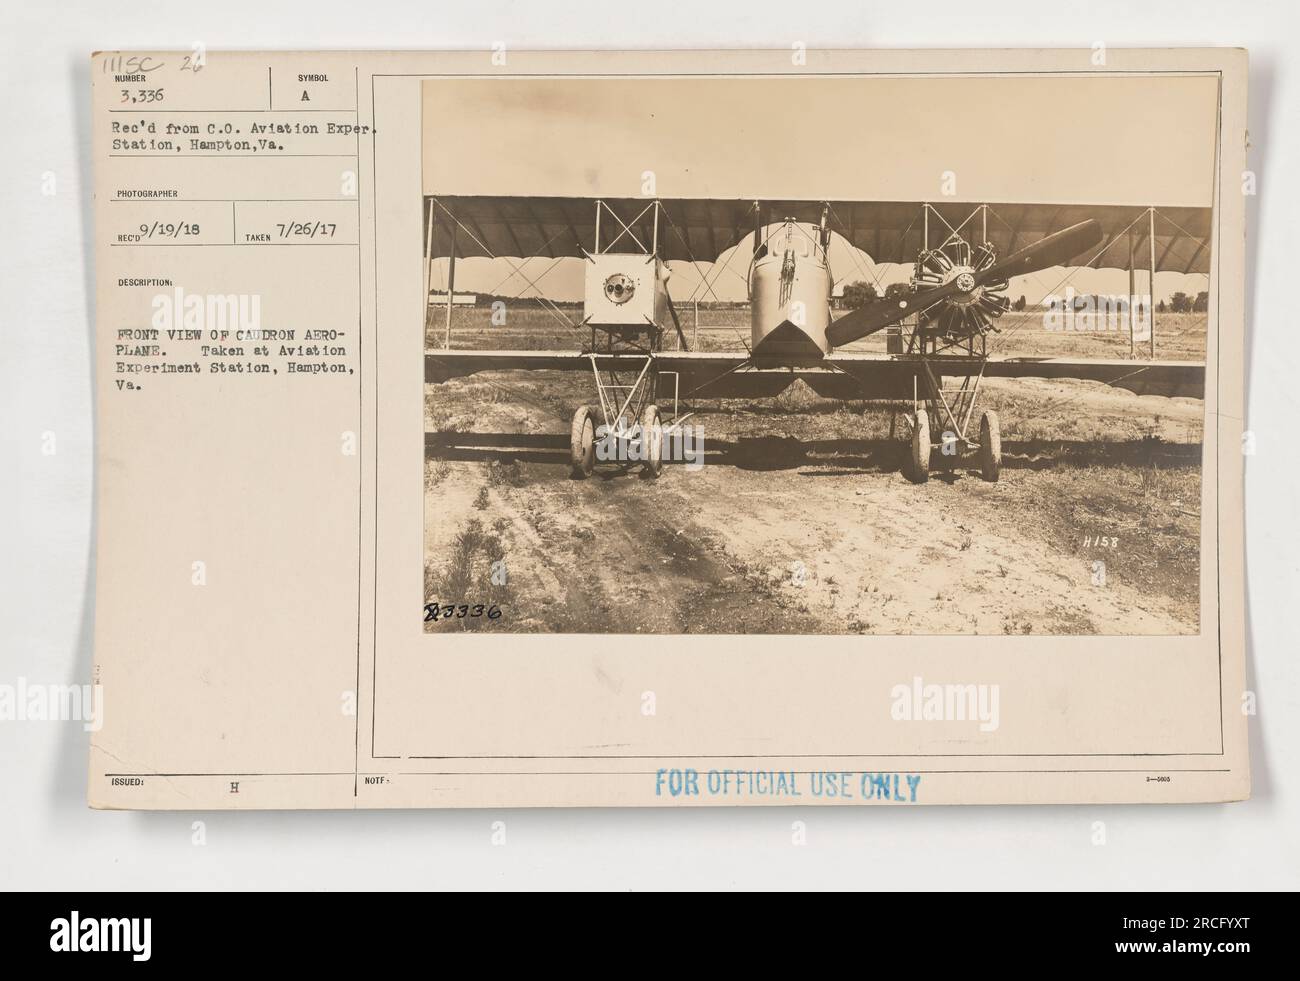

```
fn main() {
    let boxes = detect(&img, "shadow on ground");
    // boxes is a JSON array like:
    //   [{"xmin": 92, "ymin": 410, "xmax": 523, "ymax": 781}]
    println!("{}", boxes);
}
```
[{"xmin": 425, "ymin": 431, "xmax": 1204, "ymax": 474}]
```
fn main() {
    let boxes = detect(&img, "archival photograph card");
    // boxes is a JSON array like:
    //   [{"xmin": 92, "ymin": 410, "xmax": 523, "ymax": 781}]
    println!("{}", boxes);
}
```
[{"xmin": 89, "ymin": 47, "xmax": 1248, "ymax": 808}]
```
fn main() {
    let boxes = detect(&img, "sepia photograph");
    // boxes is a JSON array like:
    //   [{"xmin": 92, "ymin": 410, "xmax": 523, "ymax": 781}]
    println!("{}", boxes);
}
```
[{"xmin": 422, "ymin": 76, "xmax": 1213, "ymax": 635}]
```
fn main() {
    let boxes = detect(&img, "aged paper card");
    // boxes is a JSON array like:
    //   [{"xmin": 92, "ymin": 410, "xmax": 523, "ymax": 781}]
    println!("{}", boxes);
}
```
[{"xmin": 89, "ymin": 48, "xmax": 1248, "ymax": 808}]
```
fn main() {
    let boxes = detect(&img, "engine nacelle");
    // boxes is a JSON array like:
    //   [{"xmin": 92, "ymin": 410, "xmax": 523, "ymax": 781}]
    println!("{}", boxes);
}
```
[{"xmin": 583, "ymin": 253, "xmax": 670, "ymax": 332}]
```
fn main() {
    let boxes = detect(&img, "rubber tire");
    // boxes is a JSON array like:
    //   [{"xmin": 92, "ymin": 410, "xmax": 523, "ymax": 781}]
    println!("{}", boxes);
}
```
[
  {"xmin": 570, "ymin": 405, "xmax": 596, "ymax": 478},
  {"xmin": 909, "ymin": 408, "xmax": 930, "ymax": 484},
  {"xmin": 979, "ymin": 410, "xmax": 1001, "ymax": 483},
  {"xmin": 640, "ymin": 404, "xmax": 663, "ymax": 478}
]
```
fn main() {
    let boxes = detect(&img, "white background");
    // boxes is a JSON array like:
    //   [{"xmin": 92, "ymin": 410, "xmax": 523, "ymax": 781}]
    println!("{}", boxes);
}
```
[{"xmin": 1, "ymin": 0, "xmax": 1295, "ymax": 890}]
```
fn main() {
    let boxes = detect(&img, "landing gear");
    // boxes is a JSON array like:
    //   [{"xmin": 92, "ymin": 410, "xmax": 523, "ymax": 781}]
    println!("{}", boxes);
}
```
[
  {"xmin": 898, "ymin": 340, "xmax": 1005, "ymax": 484},
  {"xmin": 978, "ymin": 410, "xmax": 1001, "ymax": 483},
  {"xmin": 575, "ymin": 324, "xmax": 683, "ymax": 481},
  {"xmin": 570, "ymin": 405, "xmax": 595, "ymax": 478},
  {"xmin": 641, "ymin": 403, "xmax": 663, "ymax": 478},
  {"xmin": 909, "ymin": 407, "xmax": 930, "ymax": 484}
]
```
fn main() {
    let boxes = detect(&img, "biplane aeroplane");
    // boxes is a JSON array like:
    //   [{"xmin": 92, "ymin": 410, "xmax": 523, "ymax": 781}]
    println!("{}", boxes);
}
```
[{"xmin": 423, "ymin": 197, "xmax": 1208, "ymax": 482}]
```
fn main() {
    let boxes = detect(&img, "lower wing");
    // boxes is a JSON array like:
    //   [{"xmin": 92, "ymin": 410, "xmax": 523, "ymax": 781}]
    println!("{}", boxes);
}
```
[{"xmin": 425, "ymin": 350, "xmax": 1205, "ymax": 400}]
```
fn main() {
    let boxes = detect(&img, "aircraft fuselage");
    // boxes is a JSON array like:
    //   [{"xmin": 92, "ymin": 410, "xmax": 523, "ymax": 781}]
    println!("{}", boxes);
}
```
[{"xmin": 749, "ymin": 220, "xmax": 834, "ymax": 359}]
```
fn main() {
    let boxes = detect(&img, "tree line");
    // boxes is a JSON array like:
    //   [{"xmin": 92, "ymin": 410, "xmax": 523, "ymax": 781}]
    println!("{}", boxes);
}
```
[{"xmin": 839, "ymin": 281, "xmax": 1208, "ymax": 314}]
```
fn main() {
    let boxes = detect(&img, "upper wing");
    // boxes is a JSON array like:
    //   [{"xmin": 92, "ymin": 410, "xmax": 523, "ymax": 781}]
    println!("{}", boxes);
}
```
[{"xmin": 425, "ymin": 196, "xmax": 1211, "ymax": 274}]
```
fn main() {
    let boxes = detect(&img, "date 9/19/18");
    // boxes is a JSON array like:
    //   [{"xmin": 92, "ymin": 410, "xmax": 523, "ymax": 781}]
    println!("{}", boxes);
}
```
[{"xmin": 424, "ymin": 602, "xmax": 503, "ymax": 623}]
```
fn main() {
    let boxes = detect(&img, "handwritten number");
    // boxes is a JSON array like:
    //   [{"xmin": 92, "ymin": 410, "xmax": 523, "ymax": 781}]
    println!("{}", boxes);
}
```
[{"xmin": 424, "ymin": 601, "xmax": 502, "ymax": 623}]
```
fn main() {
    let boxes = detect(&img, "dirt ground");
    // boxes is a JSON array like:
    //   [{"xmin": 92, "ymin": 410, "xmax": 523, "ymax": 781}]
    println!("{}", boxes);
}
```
[{"xmin": 424, "ymin": 354, "xmax": 1204, "ymax": 635}]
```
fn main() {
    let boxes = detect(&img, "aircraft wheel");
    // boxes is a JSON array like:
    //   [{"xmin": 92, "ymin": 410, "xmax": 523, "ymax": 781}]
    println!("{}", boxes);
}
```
[
  {"xmin": 909, "ymin": 408, "xmax": 930, "ymax": 484},
  {"xmin": 569, "ymin": 405, "xmax": 596, "ymax": 478},
  {"xmin": 979, "ymin": 410, "xmax": 1002, "ymax": 482},
  {"xmin": 640, "ymin": 404, "xmax": 663, "ymax": 478}
]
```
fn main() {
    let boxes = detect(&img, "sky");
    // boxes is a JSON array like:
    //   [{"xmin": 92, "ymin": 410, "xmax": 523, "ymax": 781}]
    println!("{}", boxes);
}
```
[
  {"xmin": 423, "ymin": 76, "xmax": 1218, "ymax": 206},
  {"xmin": 423, "ymin": 74, "xmax": 1218, "ymax": 306}
]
